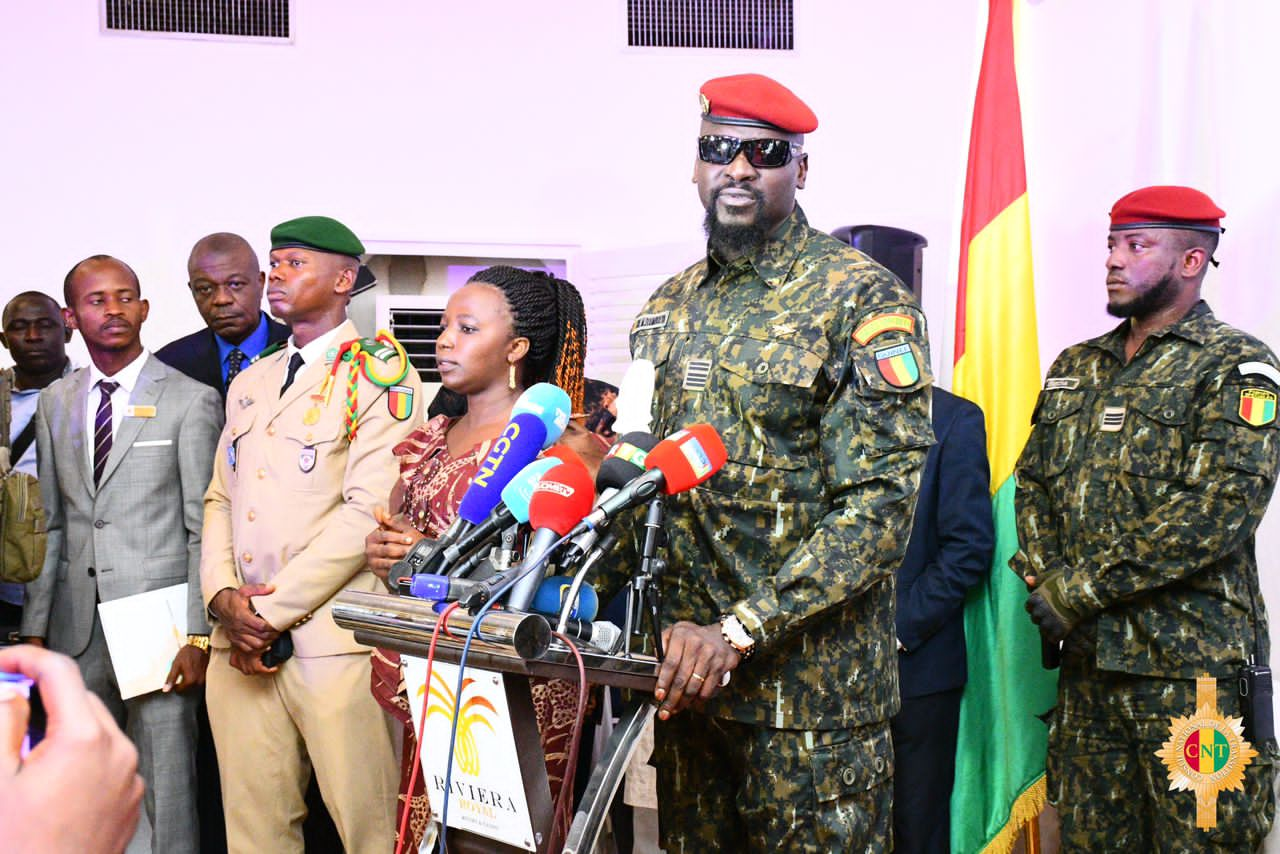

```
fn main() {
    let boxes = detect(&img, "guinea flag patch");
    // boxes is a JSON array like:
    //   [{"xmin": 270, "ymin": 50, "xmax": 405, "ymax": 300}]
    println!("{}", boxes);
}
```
[
  {"xmin": 874, "ymin": 343, "xmax": 920, "ymax": 388},
  {"xmin": 1239, "ymin": 388, "xmax": 1277, "ymax": 427},
  {"xmin": 387, "ymin": 384, "xmax": 414, "ymax": 420}
]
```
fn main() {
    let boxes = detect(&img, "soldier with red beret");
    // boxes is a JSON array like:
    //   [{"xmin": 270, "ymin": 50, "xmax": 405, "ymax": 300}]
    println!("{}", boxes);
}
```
[
  {"xmin": 1014, "ymin": 186, "xmax": 1279, "ymax": 849},
  {"xmin": 627, "ymin": 73, "xmax": 933, "ymax": 851}
]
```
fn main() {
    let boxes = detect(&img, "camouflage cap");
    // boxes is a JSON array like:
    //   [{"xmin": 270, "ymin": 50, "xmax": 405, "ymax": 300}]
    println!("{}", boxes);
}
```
[{"xmin": 270, "ymin": 215, "xmax": 366, "ymax": 257}]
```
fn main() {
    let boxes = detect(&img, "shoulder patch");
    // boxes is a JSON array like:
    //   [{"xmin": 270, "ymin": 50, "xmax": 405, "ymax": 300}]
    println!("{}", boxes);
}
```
[
  {"xmin": 1239, "ymin": 388, "xmax": 1277, "ymax": 427},
  {"xmin": 874, "ymin": 343, "xmax": 921, "ymax": 387},
  {"xmin": 853, "ymin": 312, "xmax": 916, "ymax": 345},
  {"xmin": 1238, "ymin": 361, "xmax": 1280, "ymax": 387}
]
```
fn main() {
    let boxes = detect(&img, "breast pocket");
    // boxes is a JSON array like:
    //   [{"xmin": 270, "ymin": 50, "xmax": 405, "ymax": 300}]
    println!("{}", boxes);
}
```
[
  {"xmin": 279, "ymin": 424, "xmax": 343, "ymax": 493},
  {"xmin": 1031, "ymin": 388, "xmax": 1092, "ymax": 476},
  {"xmin": 711, "ymin": 337, "xmax": 825, "ymax": 498},
  {"xmin": 1119, "ymin": 387, "xmax": 1193, "ymax": 480},
  {"xmin": 225, "ymin": 409, "xmax": 258, "ymax": 482}
]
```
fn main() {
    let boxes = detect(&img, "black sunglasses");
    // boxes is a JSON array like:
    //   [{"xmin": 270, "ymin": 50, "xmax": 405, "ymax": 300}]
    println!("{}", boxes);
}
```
[{"xmin": 698, "ymin": 134, "xmax": 802, "ymax": 168}]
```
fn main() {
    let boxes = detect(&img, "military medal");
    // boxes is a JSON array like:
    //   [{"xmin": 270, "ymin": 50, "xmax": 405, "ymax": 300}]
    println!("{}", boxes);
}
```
[
  {"xmin": 303, "ymin": 406, "xmax": 321, "ymax": 426},
  {"xmin": 298, "ymin": 446, "xmax": 317, "ymax": 473}
]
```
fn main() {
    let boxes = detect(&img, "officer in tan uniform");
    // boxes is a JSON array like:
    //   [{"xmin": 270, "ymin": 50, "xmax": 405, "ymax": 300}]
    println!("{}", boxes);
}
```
[{"xmin": 201, "ymin": 215, "xmax": 422, "ymax": 854}]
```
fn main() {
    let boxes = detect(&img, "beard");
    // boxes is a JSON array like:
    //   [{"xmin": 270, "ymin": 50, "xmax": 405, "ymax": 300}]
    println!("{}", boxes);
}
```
[
  {"xmin": 703, "ymin": 185, "xmax": 769, "ymax": 257},
  {"xmin": 1106, "ymin": 269, "xmax": 1179, "ymax": 318}
]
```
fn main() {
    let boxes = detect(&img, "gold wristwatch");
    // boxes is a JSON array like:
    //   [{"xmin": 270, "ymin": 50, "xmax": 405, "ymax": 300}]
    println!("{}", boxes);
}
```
[
  {"xmin": 720, "ymin": 614, "xmax": 756, "ymax": 660},
  {"xmin": 186, "ymin": 634, "xmax": 211, "ymax": 653}
]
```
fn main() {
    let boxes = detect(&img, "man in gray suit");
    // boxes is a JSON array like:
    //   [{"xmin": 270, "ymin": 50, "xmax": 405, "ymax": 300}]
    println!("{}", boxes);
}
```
[{"xmin": 22, "ymin": 254, "xmax": 223, "ymax": 854}]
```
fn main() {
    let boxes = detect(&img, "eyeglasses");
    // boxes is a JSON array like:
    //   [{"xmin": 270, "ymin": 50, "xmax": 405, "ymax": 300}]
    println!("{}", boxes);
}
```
[{"xmin": 697, "ymin": 134, "xmax": 802, "ymax": 168}]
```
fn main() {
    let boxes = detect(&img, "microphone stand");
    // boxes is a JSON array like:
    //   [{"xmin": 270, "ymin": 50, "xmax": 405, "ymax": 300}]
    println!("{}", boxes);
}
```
[{"xmin": 625, "ymin": 496, "xmax": 667, "ymax": 660}]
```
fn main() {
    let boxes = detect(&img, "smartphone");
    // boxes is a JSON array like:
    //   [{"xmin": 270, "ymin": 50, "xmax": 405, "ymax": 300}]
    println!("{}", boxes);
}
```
[{"xmin": 0, "ymin": 671, "xmax": 34, "ymax": 758}]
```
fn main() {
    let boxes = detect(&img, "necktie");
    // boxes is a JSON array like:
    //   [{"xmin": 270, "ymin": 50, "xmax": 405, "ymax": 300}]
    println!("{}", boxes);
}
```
[
  {"xmin": 280, "ymin": 352, "xmax": 305, "ymax": 397},
  {"xmin": 226, "ymin": 348, "xmax": 246, "ymax": 389},
  {"xmin": 93, "ymin": 380, "xmax": 120, "ymax": 487}
]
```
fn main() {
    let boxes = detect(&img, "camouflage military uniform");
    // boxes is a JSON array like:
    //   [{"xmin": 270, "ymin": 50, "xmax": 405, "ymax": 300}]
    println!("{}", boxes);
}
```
[
  {"xmin": 1012, "ymin": 301, "xmax": 1280, "ymax": 851},
  {"xmin": 631, "ymin": 207, "xmax": 933, "ymax": 853}
]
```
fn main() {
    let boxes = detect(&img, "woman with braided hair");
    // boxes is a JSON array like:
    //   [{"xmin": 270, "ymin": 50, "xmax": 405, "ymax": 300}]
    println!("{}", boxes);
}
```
[{"xmin": 363, "ymin": 265, "xmax": 603, "ymax": 852}]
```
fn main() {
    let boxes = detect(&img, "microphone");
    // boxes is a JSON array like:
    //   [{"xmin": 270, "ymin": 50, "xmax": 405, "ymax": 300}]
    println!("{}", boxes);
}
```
[
  {"xmin": 530, "ymin": 576, "xmax": 599, "ymax": 621},
  {"xmin": 555, "ymin": 617, "xmax": 624, "ymax": 655},
  {"xmin": 505, "ymin": 461, "xmax": 597, "ymax": 612},
  {"xmin": 407, "ymin": 572, "xmax": 488, "ymax": 603},
  {"xmin": 511, "ymin": 382, "xmax": 573, "ymax": 442},
  {"xmin": 570, "ymin": 424, "xmax": 727, "ymax": 536},
  {"xmin": 433, "ymin": 457, "xmax": 560, "ymax": 576},
  {"xmin": 612, "ymin": 359, "xmax": 656, "ymax": 436},
  {"xmin": 560, "ymin": 431, "xmax": 660, "ymax": 567},
  {"xmin": 456, "ymin": 383, "xmax": 573, "ymax": 525}
]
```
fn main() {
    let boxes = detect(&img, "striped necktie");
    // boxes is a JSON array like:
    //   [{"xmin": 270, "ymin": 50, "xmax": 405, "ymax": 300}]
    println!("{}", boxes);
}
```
[{"xmin": 93, "ymin": 380, "xmax": 120, "ymax": 487}]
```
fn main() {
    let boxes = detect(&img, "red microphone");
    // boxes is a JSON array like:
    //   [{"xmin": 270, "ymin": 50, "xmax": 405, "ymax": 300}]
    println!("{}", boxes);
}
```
[
  {"xmin": 570, "ymin": 423, "xmax": 727, "ymax": 535},
  {"xmin": 541, "ymin": 443, "xmax": 586, "ymax": 471},
  {"xmin": 505, "ymin": 460, "xmax": 597, "ymax": 611}
]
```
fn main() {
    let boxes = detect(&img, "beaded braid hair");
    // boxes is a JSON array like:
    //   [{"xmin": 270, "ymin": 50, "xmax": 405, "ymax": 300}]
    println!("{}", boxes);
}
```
[{"xmin": 468, "ymin": 265, "xmax": 588, "ymax": 415}]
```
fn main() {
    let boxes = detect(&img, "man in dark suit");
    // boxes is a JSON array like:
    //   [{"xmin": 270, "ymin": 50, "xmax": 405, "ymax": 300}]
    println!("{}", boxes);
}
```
[
  {"xmin": 891, "ymin": 387, "xmax": 994, "ymax": 853},
  {"xmin": 156, "ymin": 232, "xmax": 289, "ymax": 398}
]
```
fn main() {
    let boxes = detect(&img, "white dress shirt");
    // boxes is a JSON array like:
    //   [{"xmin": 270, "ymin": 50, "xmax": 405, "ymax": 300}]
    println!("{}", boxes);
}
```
[{"xmin": 84, "ymin": 350, "xmax": 150, "ymax": 469}]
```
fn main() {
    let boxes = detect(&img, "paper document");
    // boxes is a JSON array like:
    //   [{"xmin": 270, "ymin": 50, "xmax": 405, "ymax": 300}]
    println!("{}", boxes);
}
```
[{"xmin": 97, "ymin": 583, "xmax": 187, "ymax": 699}]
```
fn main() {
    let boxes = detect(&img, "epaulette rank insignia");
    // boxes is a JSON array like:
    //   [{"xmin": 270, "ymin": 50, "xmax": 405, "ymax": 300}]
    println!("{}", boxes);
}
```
[
  {"xmin": 316, "ymin": 331, "xmax": 413, "ymax": 439},
  {"xmin": 251, "ymin": 341, "xmax": 287, "ymax": 363}
]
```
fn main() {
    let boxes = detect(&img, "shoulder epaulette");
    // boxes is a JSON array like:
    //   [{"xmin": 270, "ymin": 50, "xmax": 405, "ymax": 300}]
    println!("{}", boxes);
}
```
[{"xmin": 251, "ymin": 341, "xmax": 287, "ymax": 364}]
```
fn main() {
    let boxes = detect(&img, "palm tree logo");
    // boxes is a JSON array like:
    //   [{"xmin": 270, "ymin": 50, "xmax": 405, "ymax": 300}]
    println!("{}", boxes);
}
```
[{"xmin": 421, "ymin": 671, "xmax": 498, "ymax": 775}]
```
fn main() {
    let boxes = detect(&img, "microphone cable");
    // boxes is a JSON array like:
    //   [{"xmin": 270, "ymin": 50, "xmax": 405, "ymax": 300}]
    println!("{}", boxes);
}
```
[
  {"xmin": 393, "ymin": 599, "xmax": 461, "ymax": 854},
  {"xmin": 438, "ymin": 530, "xmax": 576, "ymax": 853},
  {"xmin": 546, "ymin": 630, "xmax": 589, "ymax": 853}
]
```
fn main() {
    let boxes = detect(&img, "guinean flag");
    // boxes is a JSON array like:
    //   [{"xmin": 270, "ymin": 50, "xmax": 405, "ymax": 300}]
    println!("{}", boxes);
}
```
[{"xmin": 950, "ymin": 1, "xmax": 1060, "ymax": 852}]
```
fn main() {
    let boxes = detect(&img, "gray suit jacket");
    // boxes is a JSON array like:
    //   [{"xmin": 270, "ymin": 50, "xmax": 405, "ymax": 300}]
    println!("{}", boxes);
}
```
[{"xmin": 22, "ymin": 355, "xmax": 223, "ymax": 657}]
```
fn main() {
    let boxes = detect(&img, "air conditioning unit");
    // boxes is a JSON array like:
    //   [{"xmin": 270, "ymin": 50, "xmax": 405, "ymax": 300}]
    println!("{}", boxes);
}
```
[{"xmin": 376, "ymin": 294, "xmax": 447, "ymax": 407}]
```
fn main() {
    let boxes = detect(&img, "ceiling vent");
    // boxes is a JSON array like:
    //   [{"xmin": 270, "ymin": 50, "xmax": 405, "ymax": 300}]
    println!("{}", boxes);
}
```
[
  {"xmin": 102, "ymin": 0, "xmax": 291, "ymax": 41},
  {"xmin": 627, "ymin": 0, "xmax": 794, "ymax": 50}
]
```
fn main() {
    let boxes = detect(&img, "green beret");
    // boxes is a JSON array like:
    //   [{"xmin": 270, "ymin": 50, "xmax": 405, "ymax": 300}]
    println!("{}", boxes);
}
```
[{"xmin": 270, "ymin": 215, "xmax": 365, "ymax": 258}]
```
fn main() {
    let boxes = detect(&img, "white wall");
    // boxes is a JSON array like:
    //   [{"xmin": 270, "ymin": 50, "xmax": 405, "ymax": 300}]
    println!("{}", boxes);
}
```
[{"xmin": 3, "ymin": 0, "xmax": 1279, "ymax": 813}]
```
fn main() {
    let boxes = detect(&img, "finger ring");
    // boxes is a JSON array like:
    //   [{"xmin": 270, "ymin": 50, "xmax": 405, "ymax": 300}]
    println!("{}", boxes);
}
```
[{"xmin": 690, "ymin": 672, "xmax": 705, "ymax": 682}]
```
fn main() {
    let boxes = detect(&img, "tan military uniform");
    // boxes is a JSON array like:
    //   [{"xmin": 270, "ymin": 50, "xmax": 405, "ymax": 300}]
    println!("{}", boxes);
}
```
[{"xmin": 201, "ymin": 319, "xmax": 422, "ymax": 854}]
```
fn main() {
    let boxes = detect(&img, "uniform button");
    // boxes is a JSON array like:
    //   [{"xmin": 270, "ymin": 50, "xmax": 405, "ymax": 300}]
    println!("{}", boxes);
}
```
[
  {"xmin": 1163, "ymin": 408, "xmax": 1176, "ymax": 420},
  {"xmin": 266, "ymin": 425, "xmax": 276, "ymax": 436},
  {"xmin": 755, "ymin": 362, "xmax": 769, "ymax": 375},
  {"xmin": 257, "ymin": 468, "xmax": 266, "ymax": 480},
  {"xmin": 247, "ymin": 510, "xmax": 256, "ymax": 522},
  {"xmin": 841, "ymin": 766, "xmax": 857, "ymax": 786},
  {"xmin": 230, "ymin": 427, "xmax": 239, "ymax": 437},
  {"xmin": 305, "ymin": 432, "xmax": 313, "ymax": 442},
  {"xmin": 873, "ymin": 756, "xmax": 885, "ymax": 774},
  {"xmin": 241, "ymin": 552, "xmax": 253, "ymax": 564},
  {"xmin": 87, "ymin": 567, "xmax": 96, "ymax": 577},
  {"xmin": 94, "ymin": 520, "xmax": 105, "ymax": 529}
]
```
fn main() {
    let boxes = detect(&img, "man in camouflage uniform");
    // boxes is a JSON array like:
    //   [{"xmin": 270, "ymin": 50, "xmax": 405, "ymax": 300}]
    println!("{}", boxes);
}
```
[
  {"xmin": 1015, "ymin": 186, "xmax": 1279, "ymax": 850},
  {"xmin": 634, "ymin": 73, "xmax": 933, "ymax": 852}
]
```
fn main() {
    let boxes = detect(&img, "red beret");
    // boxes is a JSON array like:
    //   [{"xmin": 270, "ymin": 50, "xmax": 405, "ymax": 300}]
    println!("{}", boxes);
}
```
[
  {"xmin": 699, "ymin": 73, "xmax": 818, "ymax": 134},
  {"xmin": 1109, "ymin": 185, "xmax": 1225, "ymax": 234}
]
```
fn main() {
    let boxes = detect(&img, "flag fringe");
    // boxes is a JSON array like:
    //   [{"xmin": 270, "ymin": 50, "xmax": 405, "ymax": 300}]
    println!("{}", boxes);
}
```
[{"xmin": 977, "ymin": 773, "xmax": 1047, "ymax": 854}]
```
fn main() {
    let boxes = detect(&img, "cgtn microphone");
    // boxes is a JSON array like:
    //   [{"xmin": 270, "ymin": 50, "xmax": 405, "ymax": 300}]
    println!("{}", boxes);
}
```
[
  {"xmin": 570, "ymin": 423, "xmax": 727, "ymax": 536},
  {"xmin": 504, "ymin": 460, "xmax": 597, "ymax": 612}
]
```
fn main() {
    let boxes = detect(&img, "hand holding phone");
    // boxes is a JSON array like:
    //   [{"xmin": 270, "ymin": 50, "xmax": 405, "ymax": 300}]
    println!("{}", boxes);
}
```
[{"xmin": 0, "ymin": 645, "xmax": 144, "ymax": 854}]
